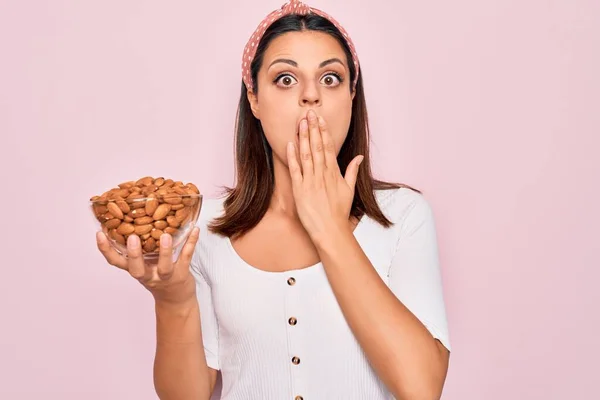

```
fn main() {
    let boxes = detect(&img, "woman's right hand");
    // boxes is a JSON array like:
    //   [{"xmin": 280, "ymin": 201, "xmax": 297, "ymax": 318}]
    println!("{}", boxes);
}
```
[{"xmin": 96, "ymin": 227, "xmax": 201, "ymax": 305}]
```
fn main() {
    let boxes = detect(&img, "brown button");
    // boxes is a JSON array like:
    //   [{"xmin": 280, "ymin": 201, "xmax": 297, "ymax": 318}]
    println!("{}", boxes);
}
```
[
  {"xmin": 292, "ymin": 356, "xmax": 301, "ymax": 365},
  {"xmin": 295, "ymin": 396, "xmax": 304, "ymax": 400},
  {"xmin": 287, "ymin": 277, "xmax": 296, "ymax": 286},
  {"xmin": 288, "ymin": 317, "xmax": 297, "ymax": 326}
]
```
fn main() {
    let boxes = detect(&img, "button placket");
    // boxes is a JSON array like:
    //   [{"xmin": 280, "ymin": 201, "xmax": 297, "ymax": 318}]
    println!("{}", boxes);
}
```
[{"xmin": 285, "ymin": 275, "xmax": 305, "ymax": 399}]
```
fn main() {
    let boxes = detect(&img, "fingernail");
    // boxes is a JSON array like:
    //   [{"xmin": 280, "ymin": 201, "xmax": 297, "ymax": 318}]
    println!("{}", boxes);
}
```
[
  {"xmin": 318, "ymin": 116, "xmax": 325, "ymax": 125},
  {"xmin": 300, "ymin": 119, "xmax": 308, "ymax": 131},
  {"xmin": 96, "ymin": 231, "xmax": 105, "ymax": 244},
  {"xmin": 128, "ymin": 235, "xmax": 139, "ymax": 249},
  {"xmin": 358, "ymin": 156, "xmax": 364, "ymax": 166},
  {"xmin": 161, "ymin": 234, "xmax": 172, "ymax": 248},
  {"xmin": 308, "ymin": 110, "xmax": 316, "ymax": 121}
]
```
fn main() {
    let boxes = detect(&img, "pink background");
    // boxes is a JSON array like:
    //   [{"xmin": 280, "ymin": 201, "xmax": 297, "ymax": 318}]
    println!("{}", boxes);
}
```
[{"xmin": 1, "ymin": 0, "xmax": 598, "ymax": 398}]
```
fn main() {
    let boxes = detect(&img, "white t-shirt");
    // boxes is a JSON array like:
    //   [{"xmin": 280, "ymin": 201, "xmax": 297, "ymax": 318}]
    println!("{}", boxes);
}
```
[{"xmin": 190, "ymin": 187, "xmax": 451, "ymax": 400}]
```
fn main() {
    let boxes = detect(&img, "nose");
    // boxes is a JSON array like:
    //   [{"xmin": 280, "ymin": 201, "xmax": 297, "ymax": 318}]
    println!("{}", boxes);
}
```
[{"xmin": 299, "ymin": 81, "xmax": 321, "ymax": 106}]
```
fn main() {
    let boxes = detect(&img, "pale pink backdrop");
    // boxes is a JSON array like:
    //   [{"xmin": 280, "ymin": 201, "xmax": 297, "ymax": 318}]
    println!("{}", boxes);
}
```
[{"xmin": 1, "ymin": 0, "xmax": 598, "ymax": 399}]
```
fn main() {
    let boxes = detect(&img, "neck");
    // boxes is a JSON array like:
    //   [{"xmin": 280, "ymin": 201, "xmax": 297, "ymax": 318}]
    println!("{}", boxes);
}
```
[{"xmin": 269, "ymin": 156, "xmax": 300, "ymax": 220}]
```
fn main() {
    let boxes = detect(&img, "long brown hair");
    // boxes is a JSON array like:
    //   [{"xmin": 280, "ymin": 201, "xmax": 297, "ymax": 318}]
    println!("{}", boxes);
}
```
[{"xmin": 209, "ymin": 14, "xmax": 418, "ymax": 239}]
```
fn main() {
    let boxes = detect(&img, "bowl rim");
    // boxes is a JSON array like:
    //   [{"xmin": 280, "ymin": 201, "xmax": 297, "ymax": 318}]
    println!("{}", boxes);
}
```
[{"xmin": 89, "ymin": 193, "xmax": 203, "ymax": 204}]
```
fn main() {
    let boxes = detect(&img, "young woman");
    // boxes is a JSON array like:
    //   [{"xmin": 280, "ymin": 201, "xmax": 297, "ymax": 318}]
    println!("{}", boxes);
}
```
[{"xmin": 96, "ymin": 1, "xmax": 451, "ymax": 398}]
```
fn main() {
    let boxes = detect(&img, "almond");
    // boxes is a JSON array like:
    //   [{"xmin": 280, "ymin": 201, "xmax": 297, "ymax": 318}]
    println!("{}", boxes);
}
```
[
  {"xmin": 175, "ymin": 207, "xmax": 190, "ymax": 221},
  {"xmin": 136, "ymin": 176, "xmax": 154, "ymax": 187},
  {"xmin": 109, "ymin": 229, "xmax": 126, "ymax": 245},
  {"xmin": 163, "ymin": 194, "xmax": 182, "ymax": 205},
  {"xmin": 126, "ymin": 193, "xmax": 144, "ymax": 203},
  {"xmin": 154, "ymin": 220, "xmax": 168, "ymax": 230},
  {"xmin": 143, "ymin": 237, "xmax": 157, "ymax": 253},
  {"xmin": 134, "ymin": 224, "xmax": 153, "ymax": 235},
  {"xmin": 183, "ymin": 197, "xmax": 197, "ymax": 206},
  {"xmin": 167, "ymin": 216, "xmax": 180, "ymax": 228},
  {"xmin": 174, "ymin": 186, "xmax": 187, "ymax": 195},
  {"xmin": 93, "ymin": 204, "xmax": 108, "ymax": 216},
  {"xmin": 116, "ymin": 189, "xmax": 131, "ymax": 198},
  {"xmin": 186, "ymin": 183, "xmax": 200, "ymax": 194},
  {"xmin": 141, "ymin": 185, "xmax": 158, "ymax": 196},
  {"xmin": 145, "ymin": 198, "xmax": 159, "ymax": 216},
  {"xmin": 117, "ymin": 223, "xmax": 135, "ymax": 235},
  {"xmin": 130, "ymin": 200, "xmax": 146, "ymax": 210},
  {"xmin": 130, "ymin": 208, "xmax": 147, "ymax": 218},
  {"xmin": 153, "ymin": 204, "xmax": 172, "ymax": 220},
  {"xmin": 116, "ymin": 200, "xmax": 130, "ymax": 214},
  {"xmin": 134, "ymin": 216, "xmax": 154, "ymax": 225},
  {"xmin": 164, "ymin": 227, "xmax": 178, "ymax": 235},
  {"xmin": 106, "ymin": 201, "xmax": 123, "ymax": 219},
  {"xmin": 105, "ymin": 219, "xmax": 121, "ymax": 230},
  {"xmin": 118, "ymin": 181, "xmax": 136, "ymax": 189}
]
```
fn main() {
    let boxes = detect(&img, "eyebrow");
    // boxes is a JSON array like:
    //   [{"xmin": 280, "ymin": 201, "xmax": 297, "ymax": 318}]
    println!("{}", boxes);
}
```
[{"xmin": 268, "ymin": 57, "xmax": 345, "ymax": 69}]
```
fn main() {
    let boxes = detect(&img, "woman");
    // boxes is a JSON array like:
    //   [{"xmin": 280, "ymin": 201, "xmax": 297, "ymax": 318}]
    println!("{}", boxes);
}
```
[{"xmin": 96, "ymin": 1, "xmax": 451, "ymax": 398}]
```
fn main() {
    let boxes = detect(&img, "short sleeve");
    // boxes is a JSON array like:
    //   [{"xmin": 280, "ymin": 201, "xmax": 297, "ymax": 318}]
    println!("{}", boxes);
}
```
[
  {"xmin": 387, "ymin": 195, "xmax": 451, "ymax": 351},
  {"xmin": 190, "ymin": 246, "xmax": 221, "ymax": 370}
]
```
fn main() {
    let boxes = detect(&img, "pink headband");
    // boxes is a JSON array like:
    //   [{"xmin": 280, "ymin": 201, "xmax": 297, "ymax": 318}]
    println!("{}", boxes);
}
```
[{"xmin": 241, "ymin": 0, "xmax": 360, "ymax": 92}]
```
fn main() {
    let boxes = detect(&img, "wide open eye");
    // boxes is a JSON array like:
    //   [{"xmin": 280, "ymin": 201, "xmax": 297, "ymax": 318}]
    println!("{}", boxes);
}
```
[
  {"xmin": 320, "ymin": 73, "xmax": 343, "ymax": 87},
  {"xmin": 274, "ymin": 74, "xmax": 298, "ymax": 88}
]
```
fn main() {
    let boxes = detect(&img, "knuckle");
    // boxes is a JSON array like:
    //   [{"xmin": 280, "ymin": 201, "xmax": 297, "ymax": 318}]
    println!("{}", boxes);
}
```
[
  {"xmin": 157, "ymin": 257, "xmax": 174, "ymax": 271},
  {"xmin": 301, "ymin": 152, "xmax": 312, "ymax": 161},
  {"xmin": 97, "ymin": 241, "xmax": 110, "ymax": 254},
  {"xmin": 324, "ymin": 141, "xmax": 335, "ymax": 152},
  {"xmin": 158, "ymin": 271, "xmax": 173, "ymax": 280},
  {"xmin": 107, "ymin": 258, "xmax": 120, "ymax": 268},
  {"xmin": 157, "ymin": 262, "xmax": 171, "ymax": 272},
  {"xmin": 159, "ymin": 251, "xmax": 173, "ymax": 263},
  {"xmin": 158, "ymin": 247, "xmax": 171, "ymax": 259},
  {"xmin": 145, "ymin": 280, "xmax": 158, "ymax": 289},
  {"xmin": 313, "ymin": 142, "xmax": 323, "ymax": 152},
  {"xmin": 129, "ymin": 270, "xmax": 144, "ymax": 280},
  {"xmin": 128, "ymin": 249, "xmax": 142, "ymax": 260}
]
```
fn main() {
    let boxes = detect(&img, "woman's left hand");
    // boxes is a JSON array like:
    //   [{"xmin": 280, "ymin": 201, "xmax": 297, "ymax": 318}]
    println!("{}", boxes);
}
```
[{"xmin": 286, "ymin": 109, "xmax": 364, "ymax": 242}]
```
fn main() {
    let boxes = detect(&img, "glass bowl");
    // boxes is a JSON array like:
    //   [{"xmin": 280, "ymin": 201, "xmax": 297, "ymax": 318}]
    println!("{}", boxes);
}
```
[{"xmin": 90, "ymin": 192, "xmax": 202, "ymax": 263}]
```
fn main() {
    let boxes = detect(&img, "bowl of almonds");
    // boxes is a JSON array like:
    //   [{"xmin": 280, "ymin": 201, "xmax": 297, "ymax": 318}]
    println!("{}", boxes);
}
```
[{"xmin": 90, "ymin": 176, "xmax": 202, "ymax": 262}]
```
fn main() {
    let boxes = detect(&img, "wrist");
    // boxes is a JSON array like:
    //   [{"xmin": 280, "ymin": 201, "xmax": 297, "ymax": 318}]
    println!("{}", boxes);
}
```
[
  {"xmin": 311, "ymin": 222, "xmax": 354, "ymax": 252},
  {"xmin": 155, "ymin": 295, "xmax": 198, "ymax": 317}
]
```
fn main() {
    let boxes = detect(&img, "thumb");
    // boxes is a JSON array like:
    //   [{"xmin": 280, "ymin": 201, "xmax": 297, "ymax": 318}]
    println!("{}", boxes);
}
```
[{"xmin": 344, "ymin": 155, "xmax": 364, "ymax": 191}]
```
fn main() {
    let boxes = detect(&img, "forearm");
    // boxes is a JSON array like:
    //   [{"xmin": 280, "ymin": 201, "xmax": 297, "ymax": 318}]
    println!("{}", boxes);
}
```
[
  {"xmin": 154, "ymin": 298, "xmax": 211, "ymax": 400},
  {"xmin": 316, "ymin": 228, "xmax": 448, "ymax": 400}
]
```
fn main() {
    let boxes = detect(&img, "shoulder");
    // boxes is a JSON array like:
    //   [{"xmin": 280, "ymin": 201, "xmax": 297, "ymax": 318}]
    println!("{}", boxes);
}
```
[
  {"xmin": 191, "ymin": 196, "xmax": 227, "ymax": 274},
  {"xmin": 197, "ymin": 196, "xmax": 226, "ymax": 228},
  {"xmin": 374, "ymin": 187, "xmax": 436, "ymax": 236}
]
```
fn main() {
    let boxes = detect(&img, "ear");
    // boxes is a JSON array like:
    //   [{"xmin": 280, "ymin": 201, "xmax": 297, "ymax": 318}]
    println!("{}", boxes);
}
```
[
  {"xmin": 247, "ymin": 90, "xmax": 260, "ymax": 119},
  {"xmin": 351, "ymin": 89, "xmax": 356, "ymax": 101}
]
